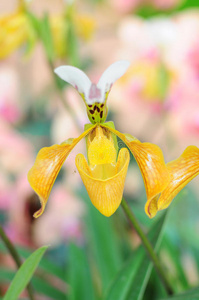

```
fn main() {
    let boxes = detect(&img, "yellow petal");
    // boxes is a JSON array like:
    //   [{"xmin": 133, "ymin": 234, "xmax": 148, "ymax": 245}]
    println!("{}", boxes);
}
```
[
  {"xmin": 101, "ymin": 124, "xmax": 170, "ymax": 218},
  {"xmin": 28, "ymin": 125, "xmax": 96, "ymax": 218},
  {"xmin": 75, "ymin": 148, "xmax": 130, "ymax": 217},
  {"xmin": 157, "ymin": 145, "xmax": 199, "ymax": 211}
]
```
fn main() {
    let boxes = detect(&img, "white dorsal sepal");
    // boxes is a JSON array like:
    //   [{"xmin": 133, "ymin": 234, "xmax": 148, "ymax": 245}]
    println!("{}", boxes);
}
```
[
  {"xmin": 54, "ymin": 66, "xmax": 92, "ymax": 101},
  {"xmin": 54, "ymin": 61, "xmax": 130, "ymax": 105},
  {"xmin": 97, "ymin": 60, "xmax": 130, "ymax": 102}
]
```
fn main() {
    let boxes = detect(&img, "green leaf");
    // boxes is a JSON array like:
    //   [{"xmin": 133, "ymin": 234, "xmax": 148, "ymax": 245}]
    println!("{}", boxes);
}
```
[
  {"xmin": 136, "ymin": 0, "xmax": 199, "ymax": 18},
  {"xmin": 104, "ymin": 212, "xmax": 168, "ymax": 300},
  {"xmin": 161, "ymin": 287, "xmax": 199, "ymax": 300},
  {"xmin": 32, "ymin": 276, "xmax": 66, "ymax": 300},
  {"xmin": 65, "ymin": 6, "xmax": 80, "ymax": 66},
  {"xmin": 3, "ymin": 245, "xmax": 48, "ymax": 300},
  {"xmin": 0, "ymin": 242, "xmax": 64, "ymax": 280},
  {"xmin": 157, "ymin": 64, "xmax": 170, "ymax": 101},
  {"xmin": 84, "ymin": 195, "xmax": 122, "ymax": 290},
  {"xmin": 178, "ymin": 0, "xmax": 199, "ymax": 10},
  {"xmin": 0, "ymin": 268, "xmax": 66, "ymax": 300},
  {"xmin": 67, "ymin": 242, "xmax": 95, "ymax": 300},
  {"xmin": 40, "ymin": 14, "xmax": 55, "ymax": 63},
  {"xmin": 26, "ymin": 12, "xmax": 41, "ymax": 36},
  {"xmin": 161, "ymin": 236, "xmax": 189, "ymax": 290}
]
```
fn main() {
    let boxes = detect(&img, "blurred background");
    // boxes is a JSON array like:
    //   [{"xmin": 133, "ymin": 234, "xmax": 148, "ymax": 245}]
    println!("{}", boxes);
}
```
[{"xmin": 0, "ymin": 0, "xmax": 199, "ymax": 299}]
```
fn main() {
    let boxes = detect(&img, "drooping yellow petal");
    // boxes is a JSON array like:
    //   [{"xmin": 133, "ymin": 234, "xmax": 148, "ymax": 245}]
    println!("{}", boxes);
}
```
[
  {"xmin": 101, "ymin": 124, "xmax": 170, "ymax": 218},
  {"xmin": 75, "ymin": 148, "xmax": 130, "ymax": 217},
  {"xmin": 157, "ymin": 145, "xmax": 199, "ymax": 211},
  {"xmin": 28, "ymin": 125, "xmax": 96, "ymax": 218}
]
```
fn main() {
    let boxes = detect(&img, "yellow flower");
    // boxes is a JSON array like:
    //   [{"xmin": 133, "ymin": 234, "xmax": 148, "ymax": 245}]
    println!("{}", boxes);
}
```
[
  {"xmin": 28, "ymin": 61, "xmax": 199, "ymax": 219},
  {"xmin": 74, "ymin": 14, "xmax": 95, "ymax": 41},
  {"xmin": 0, "ymin": 9, "xmax": 34, "ymax": 59},
  {"xmin": 76, "ymin": 126, "xmax": 130, "ymax": 216},
  {"xmin": 0, "ymin": 4, "xmax": 95, "ymax": 60},
  {"xmin": 50, "ymin": 13, "xmax": 95, "ymax": 58}
]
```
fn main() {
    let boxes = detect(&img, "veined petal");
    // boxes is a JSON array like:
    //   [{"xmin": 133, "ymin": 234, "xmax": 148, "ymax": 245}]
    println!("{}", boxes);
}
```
[
  {"xmin": 97, "ymin": 60, "xmax": 130, "ymax": 103},
  {"xmin": 54, "ymin": 65, "xmax": 92, "ymax": 101},
  {"xmin": 75, "ymin": 148, "xmax": 130, "ymax": 217},
  {"xmin": 157, "ymin": 145, "xmax": 199, "ymax": 211},
  {"xmin": 28, "ymin": 125, "xmax": 96, "ymax": 218},
  {"xmin": 101, "ymin": 124, "xmax": 170, "ymax": 218}
]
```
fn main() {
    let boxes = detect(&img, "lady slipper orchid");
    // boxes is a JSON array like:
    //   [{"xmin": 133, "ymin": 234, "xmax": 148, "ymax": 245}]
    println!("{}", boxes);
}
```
[{"xmin": 28, "ymin": 61, "xmax": 199, "ymax": 219}]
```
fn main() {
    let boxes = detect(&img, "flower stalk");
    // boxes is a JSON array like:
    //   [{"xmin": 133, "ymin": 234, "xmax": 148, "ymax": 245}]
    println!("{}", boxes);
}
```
[
  {"xmin": 0, "ymin": 225, "xmax": 35, "ymax": 300},
  {"xmin": 121, "ymin": 198, "xmax": 173, "ymax": 296}
]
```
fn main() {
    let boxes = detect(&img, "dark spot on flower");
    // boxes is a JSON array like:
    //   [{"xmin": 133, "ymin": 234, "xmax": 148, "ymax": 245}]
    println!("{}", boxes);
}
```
[
  {"xmin": 101, "ymin": 104, "xmax": 104, "ymax": 108},
  {"xmin": 93, "ymin": 105, "xmax": 97, "ymax": 111},
  {"xmin": 96, "ymin": 106, "xmax": 100, "ymax": 113},
  {"xmin": 88, "ymin": 105, "xmax": 92, "ymax": 107},
  {"xmin": 92, "ymin": 116, "xmax": 95, "ymax": 120},
  {"xmin": 100, "ymin": 111, "xmax": 103, "ymax": 118},
  {"xmin": 89, "ymin": 110, "xmax": 94, "ymax": 114}
]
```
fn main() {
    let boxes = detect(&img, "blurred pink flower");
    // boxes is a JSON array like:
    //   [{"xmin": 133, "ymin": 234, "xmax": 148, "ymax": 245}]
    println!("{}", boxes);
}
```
[
  {"xmin": 0, "ymin": 119, "xmax": 34, "ymax": 175},
  {"xmin": 107, "ymin": 54, "xmax": 169, "ymax": 143},
  {"xmin": 32, "ymin": 184, "xmax": 85, "ymax": 246},
  {"xmin": 110, "ymin": 0, "xmax": 140, "ymax": 13},
  {"xmin": 166, "ymin": 78, "xmax": 199, "ymax": 150},
  {"xmin": 2, "ymin": 173, "xmax": 35, "ymax": 246},
  {"xmin": 0, "ymin": 171, "xmax": 12, "ymax": 210},
  {"xmin": 0, "ymin": 119, "xmax": 35, "ymax": 245},
  {"xmin": 188, "ymin": 41, "xmax": 199, "ymax": 80},
  {"xmin": 112, "ymin": 11, "xmax": 199, "ymax": 154},
  {"xmin": 0, "ymin": 66, "xmax": 21, "ymax": 123},
  {"xmin": 152, "ymin": 0, "xmax": 181, "ymax": 10}
]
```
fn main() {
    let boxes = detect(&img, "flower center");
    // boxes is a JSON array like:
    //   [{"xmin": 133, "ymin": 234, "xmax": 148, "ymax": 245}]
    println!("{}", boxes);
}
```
[
  {"xmin": 86, "ymin": 102, "xmax": 108, "ymax": 124},
  {"xmin": 87, "ymin": 126, "xmax": 117, "ymax": 165}
]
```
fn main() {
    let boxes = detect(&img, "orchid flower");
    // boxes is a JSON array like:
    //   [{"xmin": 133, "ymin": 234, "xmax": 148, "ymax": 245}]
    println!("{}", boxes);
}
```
[{"xmin": 28, "ymin": 61, "xmax": 199, "ymax": 219}]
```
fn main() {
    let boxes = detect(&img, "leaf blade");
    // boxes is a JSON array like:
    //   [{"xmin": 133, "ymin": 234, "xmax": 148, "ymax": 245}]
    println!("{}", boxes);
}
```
[
  {"xmin": 3, "ymin": 245, "xmax": 48, "ymax": 300},
  {"xmin": 67, "ymin": 242, "xmax": 95, "ymax": 300},
  {"xmin": 0, "ymin": 242, "xmax": 64, "ymax": 280},
  {"xmin": 0, "ymin": 268, "xmax": 66, "ymax": 300},
  {"xmin": 161, "ymin": 287, "xmax": 199, "ymax": 300}
]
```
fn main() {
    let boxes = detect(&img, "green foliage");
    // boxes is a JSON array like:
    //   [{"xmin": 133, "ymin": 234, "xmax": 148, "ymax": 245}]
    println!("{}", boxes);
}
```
[
  {"xmin": 1, "ymin": 188, "xmax": 199, "ymax": 300},
  {"xmin": 3, "ymin": 246, "xmax": 48, "ymax": 300},
  {"xmin": 136, "ymin": 0, "xmax": 199, "ymax": 18},
  {"xmin": 84, "ymin": 194, "xmax": 123, "ymax": 292},
  {"xmin": 0, "ymin": 242, "xmax": 65, "ymax": 280},
  {"xmin": 0, "ymin": 268, "xmax": 65, "ymax": 300},
  {"xmin": 39, "ymin": 14, "xmax": 56, "ymax": 63},
  {"xmin": 104, "ymin": 213, "xmax": 167, "ymax": 300},
  {"xmin": 162, "ymin": 287, "xmax": 199, "ymax": 300},
  {"xmin": 66, "ymin": 243, "xmax": 96, "ymax": 300},
  {"xmin": 161, "ymin": 236, "xmax": 189, "ymax": 291}
]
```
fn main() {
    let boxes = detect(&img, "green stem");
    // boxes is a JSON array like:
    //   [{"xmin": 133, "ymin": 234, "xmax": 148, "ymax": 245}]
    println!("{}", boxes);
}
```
[
  {"xmin": 121, "ymin": 198, "xmax": 173, "ymax": 296},
  {"xmin": 0, "ymin": 225, "xmax": 35, "ymax": 300}
]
